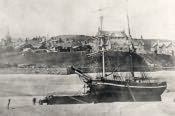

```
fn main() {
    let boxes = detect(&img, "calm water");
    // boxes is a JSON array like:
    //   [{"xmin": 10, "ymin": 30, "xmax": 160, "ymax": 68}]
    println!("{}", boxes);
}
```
[{"xmin": 0, "ymin": 71, "xmax": 174, "ymax": 97}]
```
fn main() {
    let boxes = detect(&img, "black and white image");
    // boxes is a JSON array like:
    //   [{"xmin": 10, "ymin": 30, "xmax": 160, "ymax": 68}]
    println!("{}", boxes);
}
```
[{"xmin": 0, "ymin": 0, "xmax": 174, "ymax": 116}]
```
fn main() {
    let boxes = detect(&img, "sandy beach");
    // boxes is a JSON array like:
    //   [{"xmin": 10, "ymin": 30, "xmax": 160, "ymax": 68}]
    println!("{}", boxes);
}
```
[{"xmin": 0, "ymin": 71, "xmax": 174, "ymax": 116}]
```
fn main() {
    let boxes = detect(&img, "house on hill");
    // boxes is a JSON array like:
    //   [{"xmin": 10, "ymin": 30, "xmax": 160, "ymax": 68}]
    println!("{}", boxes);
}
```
[
  {"xmin": 159, "ymin": 43, "xmax": 166, "ymax": 54},
  {"xmin": 151, "ymin": 40, "xmax": 175, "ymax": 55},
  {"xmin": 151, "ymin": 42, "xmax": 166, "ymax": 54},
  {"xmin": 17, "ymin": 43, "xmax": 34, "ymax": 51},
  {"xmin": 0, "ymin": 31, "xmax": 13, "ymax": 49},
  {"xmin": 0, "ymin": 39, "xmax": 6, "ymax": 48},
  {"xmin": 13, "ymin": 38, "xmax": 24, "ymax": 49},
  {"xmin": 96, "ymin": 30, "xmax": 129, "ymax": 52},
  {"xmin": 48, "ymin": 39, "xmax": 72, "ymax": 52},
  {"xmin": 48, "ymin": 35, "xmax": 93, "ymax": 52},
  {"xmin": 165, "ymin": 42, "xmax": 175, "ymax": 56},
  {"xmin": 151, "ymin": 42, "xmax": 159, "ymax": 54},
  {"xmin": 16, "ymin": 36, "xmax": 47, "ymax": 52},
  {"xmin": 132, "ymin": 39, "xmax": 145, "ymax": 54}
]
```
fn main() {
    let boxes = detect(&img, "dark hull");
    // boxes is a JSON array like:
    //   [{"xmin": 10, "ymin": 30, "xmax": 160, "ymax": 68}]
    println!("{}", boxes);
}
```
[
  {"xmin": 92, "ymin": 81, "xmax": 167, "ymax": 102},
  {"xmin": 39, "ymin": 80, "xmax": 167, "ymax": 105}
]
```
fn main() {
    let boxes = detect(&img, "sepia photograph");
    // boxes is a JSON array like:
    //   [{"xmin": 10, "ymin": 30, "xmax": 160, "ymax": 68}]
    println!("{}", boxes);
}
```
[{"xmin": 0, "ymin": 0, "xmax": 174, "ymax": 115}]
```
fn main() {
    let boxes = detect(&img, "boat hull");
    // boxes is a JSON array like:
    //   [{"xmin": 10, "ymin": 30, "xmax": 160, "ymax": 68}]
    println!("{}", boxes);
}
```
[
  {"xmin": 92, "ymin": 81, "xmax": 167, "ymax": 102},
  {"xmin": 39, "ymin": 81, "xmax": 167, "ymax": 105}
]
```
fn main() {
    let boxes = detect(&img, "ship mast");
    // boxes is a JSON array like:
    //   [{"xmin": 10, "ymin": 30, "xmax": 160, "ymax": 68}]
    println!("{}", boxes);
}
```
[
  {"xmin": 100, "ymin": 16, "xmax": 103, "ymax": 31},
  {"xmin": 102, "ymin": 41, "xmax": 105, "ymax": 78},
  {"xmin": 126, "ymin": 0, "xmax": 135, "ymax": 78},
  {"xmin": 99, "ymin": 15, "xmax": 106, "ymax": 78}
]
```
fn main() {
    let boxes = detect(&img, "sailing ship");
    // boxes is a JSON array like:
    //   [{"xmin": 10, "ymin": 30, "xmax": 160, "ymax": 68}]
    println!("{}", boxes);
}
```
[
  {"xmin": 38, "ymin": 3, "xmax": 167, "ymax": 105},
  {"xmin": 66, "ymin": 25, "xmax": 167, "ymax": 102}
]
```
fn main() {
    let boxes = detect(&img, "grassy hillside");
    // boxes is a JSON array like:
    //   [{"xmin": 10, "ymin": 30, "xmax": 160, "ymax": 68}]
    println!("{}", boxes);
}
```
[{"xmin": 0, "ymin": 50, "xmax": 174, "ymax": 74}]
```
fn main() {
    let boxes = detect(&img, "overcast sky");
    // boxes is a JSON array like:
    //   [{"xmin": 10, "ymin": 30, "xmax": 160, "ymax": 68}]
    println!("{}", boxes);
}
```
[{"xmin": 0, "ymin": 0, "xmax": 175, "ymax": 40}]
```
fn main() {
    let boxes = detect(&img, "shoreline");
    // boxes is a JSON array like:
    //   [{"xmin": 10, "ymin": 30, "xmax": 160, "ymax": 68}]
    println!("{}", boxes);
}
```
[
  {"xmin": 0, "ymin": 67, "xmax": 68, "ymax": 75},
  {"xmin": 0, "ymin": 67, "xmax": 174, "ymax": 75}
]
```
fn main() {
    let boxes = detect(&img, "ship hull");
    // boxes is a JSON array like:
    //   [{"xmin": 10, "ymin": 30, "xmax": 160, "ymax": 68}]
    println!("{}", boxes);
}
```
[
  {"xmin": 92, "ymin": 81, "xmax": 167, "ymax": 102},
  {"xmin": 39, "ymin": 81, "xmax": 167, "ymax": 105}
]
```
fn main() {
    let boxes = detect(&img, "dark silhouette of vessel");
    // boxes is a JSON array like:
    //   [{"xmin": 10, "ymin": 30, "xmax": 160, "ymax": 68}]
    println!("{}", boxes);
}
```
[{"xmin": 39, "ymin": 63, "xmax": 167, "ymax": 105}]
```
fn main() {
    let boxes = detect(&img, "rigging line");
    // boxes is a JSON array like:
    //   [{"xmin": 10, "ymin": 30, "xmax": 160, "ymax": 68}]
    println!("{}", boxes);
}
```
[
  {"xmin": 74, "ymin": 69, "xmax": 92, "ymax": 81},
  {"xmin": 78, "ymin": 75, "xmax": 84, "ymax": 83},
  {"xmin": 114, "ymin": 72, "xmax": 123, "ymax": 81},
  {"xmin": 74, "ymin": 75, "xmax": 89, "ymax": 95},
  {"xmin": 120, "ymin": 73, "xmax": 125, "ymax": 81},
  {"xmin": 105, "ymin": 64, "xmax": 121, "ymax": 77},
  {"xmin": 126, "ymin": 82, "xmax": 136, "ymax": 101},
  {"xmin": 73, "ymin": 85, "xmax": 86, "ymax": 96}
]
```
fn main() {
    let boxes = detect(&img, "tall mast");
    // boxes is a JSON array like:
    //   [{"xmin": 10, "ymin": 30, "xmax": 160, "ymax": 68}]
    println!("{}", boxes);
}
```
[
  {"xmin": 99, "ymin": 15, "xmax": 106, "ymax": 78},
  {"xmin": 126, "ymin": 0, "xmax": 131, "ymax": 37},
  {"xmin": 100, "ymin": 16, "xmax": 103, "ymax": 31},
  {"xmin": 96, "ymin": 7, "xmax": 106, "ymax": 78},
  {"xmin": 127, "ymin": 13, "xmax": 131, "ymax": 38},
  {"xmin": 126, "ymin": 0, "xmax": 134, "ymax": 77},
  {"xmin": 102, "ymin": 43, "xmax": 105, "ymax": 78}
]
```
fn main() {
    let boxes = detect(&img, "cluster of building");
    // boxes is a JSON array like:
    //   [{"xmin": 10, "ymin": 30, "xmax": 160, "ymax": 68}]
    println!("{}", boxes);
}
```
[
  {"xmin": 151, "ymin": 41, "xmax": 175, "ymax": 56},
  {"xmin": 95, "ymin": 30, "xmax": 145, "ymax": 54},
  {"xmin": 0, "ymin": 31, "xmax": 175, "ymax": 56}
]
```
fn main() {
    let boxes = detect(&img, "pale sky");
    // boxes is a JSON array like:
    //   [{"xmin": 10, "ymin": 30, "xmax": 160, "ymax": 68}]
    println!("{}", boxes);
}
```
[{"xmin": 0, "ymin": 0, "xmax": 175, "ymax": 40}]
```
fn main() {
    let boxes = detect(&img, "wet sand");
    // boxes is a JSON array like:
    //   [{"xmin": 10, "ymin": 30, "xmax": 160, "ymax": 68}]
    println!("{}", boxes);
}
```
[
  {"xmin": 0, "ymin": 97, "xmax": 175, "ymax": 116},
  {"xmin": 0, "ymin": 71, "xmax": 174, "ymax": 116}
]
